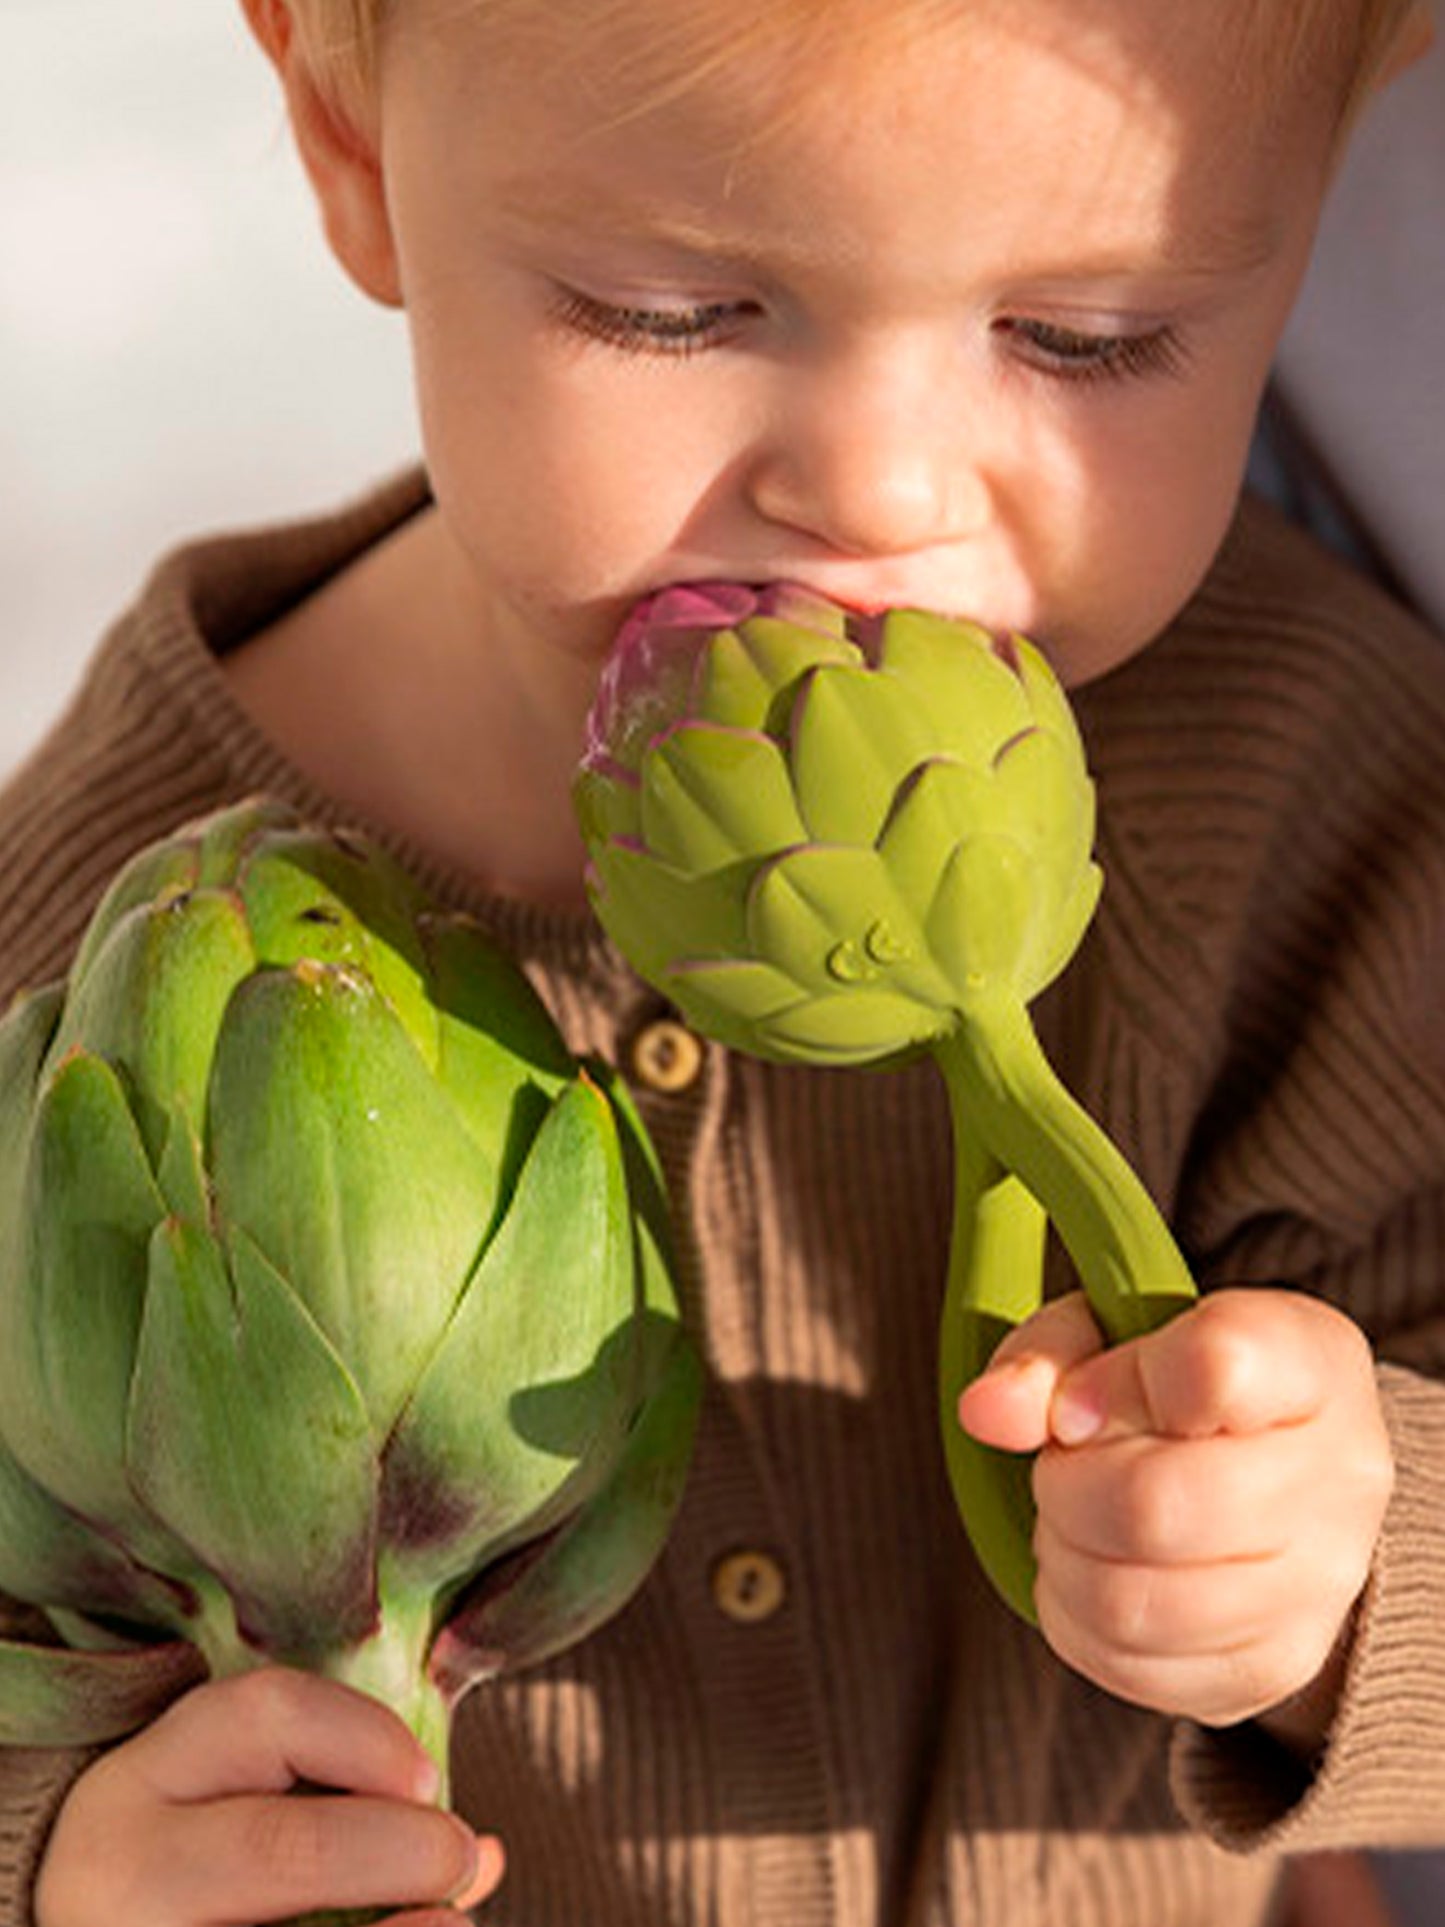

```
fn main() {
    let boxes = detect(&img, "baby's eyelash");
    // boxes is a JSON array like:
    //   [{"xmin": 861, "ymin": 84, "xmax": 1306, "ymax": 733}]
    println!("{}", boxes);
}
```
[
  {"xmin": 549, "ymin": 289, "xmax": 1188, "ymax": 387},
  {"xmin": 997, "ymin": 317, "xmax": 1188, "ymax": 385},
  {"xmin": 549, "ymin": 289, "xmax": 746, "ymax": 357}
]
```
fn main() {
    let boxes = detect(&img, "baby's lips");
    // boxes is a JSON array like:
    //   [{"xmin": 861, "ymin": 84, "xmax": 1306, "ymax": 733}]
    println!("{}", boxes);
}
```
[{"xmin": 618, "ymin": 579, "xmax": 762, "ymax": 645}]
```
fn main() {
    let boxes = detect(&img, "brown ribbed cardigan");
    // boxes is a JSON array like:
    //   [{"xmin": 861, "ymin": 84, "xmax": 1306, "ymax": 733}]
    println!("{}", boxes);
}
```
[{"xmin": 3, "ymin": 477, "xmax": 1445, "ymax": 1927}]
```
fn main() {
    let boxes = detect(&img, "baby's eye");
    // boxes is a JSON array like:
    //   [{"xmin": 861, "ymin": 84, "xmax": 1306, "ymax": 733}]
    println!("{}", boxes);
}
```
[
  {"xmin": 996, "ymin": 316, "xmax": 1187, "ymax": 385},
  {"xmin": 549, "ymin": 289, "xmax": 752, "ymax": 357}
]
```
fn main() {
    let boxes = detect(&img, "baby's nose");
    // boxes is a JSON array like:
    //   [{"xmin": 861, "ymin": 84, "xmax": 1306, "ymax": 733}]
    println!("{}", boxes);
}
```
[{"xmin": 748, "ymin": 347, "xmax": 991, "ymax": 559}]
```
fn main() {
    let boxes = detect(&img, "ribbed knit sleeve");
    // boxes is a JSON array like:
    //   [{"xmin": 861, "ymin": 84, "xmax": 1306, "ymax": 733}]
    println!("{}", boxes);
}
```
[
  {"xmin": 1, "ymin": 483, "xmax": 1443, "ymax": 1927},
  {"xmin": 1070, "ymin": 502, "xmax": 1445, "ymax": 1853},
  {"xmin": 0, "ymin": 1750, "xmax": 90, "ymax": 1927},
  {"xmin": 0, "ymin": 1595, "xmax": 101, "ymax": 1927}
]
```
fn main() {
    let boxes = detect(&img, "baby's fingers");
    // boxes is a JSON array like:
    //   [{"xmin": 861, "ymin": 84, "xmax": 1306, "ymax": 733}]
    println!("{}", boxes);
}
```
[
  {"xmin": 384, "ymin": 1832, "xmax": 506, "ymax": 1921},
  {"xmin": 38, "ymin": 1669, "xmax": 504, "ymax": 1927},
  {"xmin": 1049, "ymin": 1288, "xmax": 1366, "ymax": 1445},
  {"xmin": 1031, "ymin": 1555, "xmax": 1318, "ymax": 1725},
  {"xmin": 957, "ymin": 1293, "xmax": 1104, "ymax": 1452},
  {"xmin": 128, "ymin": 1667, "xmax": 440, "ymax": 1805},
  {"xmin": 177, "ymin": 1788, "xmax": 491, "ymax": 1924},
  {"xmin": 1034, "ymin": 1427, "xmax": 1300, "ymax": 1566}
]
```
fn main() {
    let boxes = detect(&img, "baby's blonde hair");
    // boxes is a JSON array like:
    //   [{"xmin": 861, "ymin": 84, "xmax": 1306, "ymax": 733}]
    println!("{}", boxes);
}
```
[{"xmin": 289, "ymin": 0, "xmax": 1422, "ymax": 137}]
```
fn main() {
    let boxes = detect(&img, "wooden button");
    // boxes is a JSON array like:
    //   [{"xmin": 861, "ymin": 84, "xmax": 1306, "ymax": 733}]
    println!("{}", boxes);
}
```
[
  {"xmin": 629, "ymin": 1018, "xmax": 704, "ymax": 1094},
  {"xmin": 711, "ymin": 1549, "xmax": 787, "ymax": 1625}
]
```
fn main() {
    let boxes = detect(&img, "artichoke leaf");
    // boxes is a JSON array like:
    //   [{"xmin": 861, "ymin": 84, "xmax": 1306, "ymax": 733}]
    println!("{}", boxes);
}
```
[
  {"xmin": 0, "ymin": 1633, "xmax": 205, "ymax": 1746},
  {"xmin": 732, "ymin": 613, "xmax": 859, "ymax": 695},
  {"xmin": 0, "ymin": 983, "xmax": 64, "ymax": 1229},
  {"xmin": 381, "ymin": 1076, "xmax": 639, "ymax": 1597},
  {"xmin": 587, "ymin": 840, "xmax": 751, "ymax": 984},
  {"xmin": 788, "ymin": 663, "xmax": 939, "ymax": 847},
  {"xmin": 746, "ymin": 844, "xmax": 949, "ymax": 1007},
  {"xmin": 643, "ymin": 724, "xmax": 809, "ymax": 874},
  {"xmin": 991, "ymin": 726, "xmax": 1096, "ymax": 872},
  {"xmin": 877, "ymin": 759, "xmax": 993, "ymax": 909},
  {"xmin": 205, "ymin": 964, "xmax": 495, "ymax": 1436},
  {"xmin": 44, "ymin": 887, "xmax": 257, "ymax": 1166},
  {"xmin": 692, "ymin": 628, "xmax": 783, "ymax": 731},
  {"xmin": 422, "ymin": 912, "xmax": 576, "ymax": 1205},
  {"xmin": 874, "ymin": 611, "xmax": 1035, "ymax": 757},
  {"xmin": 926, "ymin": 835, "xmax": 1038, "ymax": 1000},
  {"xmin": 126, "ymin": 1218, "xmax": 379, "ymax": 1658},
  {"xmin": 0, "ymin": 1052, "xmax": 176, "ymax": 1559},
  {"xmin": 666, "ymin": 957, "xmax": 805, "ymax": 1025},
  {"xmin": 1013, "ymin": 636, "xmax": 1087, "ymax": 758},
  {"xmin": 758, "ymin": 987, "xmax": 944, "ymax": 1063},
  {"xmin": 0, "ymin": 981, "xmax": 64, "ymax": 1102},
  {"xmin": 640, "ymin": 725, "xmax": 805, "ymax": 873},
  {"xmin": 583, "ymin": 1058, "xmax": 687, "ymax": 1343},
  {"xmin": 157, "ymin": 1104, "xmax": 212, "ymax": 1227},
  {"xmin": 0, "ymin": 1424, "xmax": 183, "ymax": 1632},
  {"xmin": 1030, "ymin": 867, "xmax": 1104, "ymax": 1000},
  {"xmin": 573, "ymin": 765, "xmax": 642, "ymax": 847},
  {"xmin": 191, "ymin": 795, "xmax": 308, "ymax": 886},
  {"xmin": 68, "ymin": 843, "xmax": 202, "ymax": 986},
  {"xmin": 431, "ymin": 1328, "xmax": 703, "ymax": 1694},
  {"xmin": 237, "ymin": 833, "xmax": 438, "ymax": 1066}
]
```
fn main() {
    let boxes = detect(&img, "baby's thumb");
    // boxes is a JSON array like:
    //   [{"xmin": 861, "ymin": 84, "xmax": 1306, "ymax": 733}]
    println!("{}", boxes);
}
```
[{"xmin": 956, "ymin": 1292, "xmax": 1104, "ymax": 1453}]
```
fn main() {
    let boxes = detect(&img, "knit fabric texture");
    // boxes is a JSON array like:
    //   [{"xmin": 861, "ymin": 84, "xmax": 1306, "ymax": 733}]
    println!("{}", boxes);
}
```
[{"xmin": 1, "ymin": 477, "xmax": 1444, "ymax": 1926}]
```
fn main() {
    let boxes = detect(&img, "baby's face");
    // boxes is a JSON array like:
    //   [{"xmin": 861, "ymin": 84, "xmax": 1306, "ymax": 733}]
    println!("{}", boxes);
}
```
[{"xmin": 373, "ymin": 0, "xmax": 1343, "ymax": 684}]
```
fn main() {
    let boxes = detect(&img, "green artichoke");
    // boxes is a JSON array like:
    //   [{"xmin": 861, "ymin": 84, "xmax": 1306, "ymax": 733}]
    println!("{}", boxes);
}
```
[
  {"xmin": 576, "ymin": 583, "xmax": 1194, "ymax": 1622},
  {"xmin": 0, "ymin": 800, "xmax": 700, "ymax": 1872}
]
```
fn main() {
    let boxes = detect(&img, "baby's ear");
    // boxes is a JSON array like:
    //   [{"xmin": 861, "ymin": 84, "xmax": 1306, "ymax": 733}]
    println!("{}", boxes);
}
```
[{"xmin": 238, "ymin": 0, "xmax": 402, "ymax": 308}]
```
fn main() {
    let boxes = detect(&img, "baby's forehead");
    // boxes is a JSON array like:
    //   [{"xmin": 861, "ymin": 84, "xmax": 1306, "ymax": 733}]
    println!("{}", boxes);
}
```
[
  {"xmin": 303, "ymin": 0, "xmax": 1399, "ymax": 184},
  {"xmin": 400, "ymin": 0, "xmax": 1371, "ymax": 134},
  {"xmin": 547, "ymin": 0, "xmax": 1338, "ymax": 161},
  {"xmin": 397, "ymin": 0, "xmax": 1335, "ymax": 307}
]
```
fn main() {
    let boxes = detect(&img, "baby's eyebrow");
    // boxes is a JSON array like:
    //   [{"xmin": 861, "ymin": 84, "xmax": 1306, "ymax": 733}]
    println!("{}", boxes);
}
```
[
  {"xmin": 493, "ymin": 186, "xmax": 824, "ymax": 274},
  {"xmin": 496, "ymin": 177, "xmax": 1285, "ymax": 286},
  {"xmin": 1035, "ymin": 210, "xmax": 1285, "ymax": 283}
]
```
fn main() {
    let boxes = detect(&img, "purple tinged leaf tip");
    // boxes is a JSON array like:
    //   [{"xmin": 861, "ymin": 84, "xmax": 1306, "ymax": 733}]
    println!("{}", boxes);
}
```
[
  {"xmin": 584, "ymin": 587, "xmax": 736, "ymax": 775},
  {"xmin": 993, "ymin": 632, "xmax": 1023, "ymax": 675},
  {"xmin": 582, "ymin": 580, "xmax": 1035, "ymax": 774},
  {"xmin": 584, "ymin": 580, "xmax": 851, "ymax": 775}
]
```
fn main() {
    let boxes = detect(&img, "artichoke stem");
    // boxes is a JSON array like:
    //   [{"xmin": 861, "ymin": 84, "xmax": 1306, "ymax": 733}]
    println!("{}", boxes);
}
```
[
  {"xmin": 281, "ymin": 1602, "xmax": 452, "ymax": 1927},
  {"xmin": 308, "ymin": 1593, "xmax": 452, "ymax": 1802},
  {"xmin": 934, "ymin": 1094, "xmax": 1048, "ymax": 1622},
  {"xmin": 933, "ymin": 998, "xmax": 1197, "ymax": 1344},
  {"xmin": 176, "ymin": 1575, "xmax": 252, "ymax": 1683},
  {"xmin": 203, "ymin": 1597, "xmax": 453, "ymax": 1927},
  {"xmin": 186, "ymin": 1585, "xmax": 451, "ymax": 1801}
]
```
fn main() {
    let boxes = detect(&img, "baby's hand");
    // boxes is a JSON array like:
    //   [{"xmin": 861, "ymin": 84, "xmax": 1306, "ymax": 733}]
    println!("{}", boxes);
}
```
[
  {"xmin": 958, "ymin": 1289, "xmax": 1394, "ymax": 1734},
  {"xmin": 35, "ymin": 1667, "xmax": 504, "ymax": 1927}
]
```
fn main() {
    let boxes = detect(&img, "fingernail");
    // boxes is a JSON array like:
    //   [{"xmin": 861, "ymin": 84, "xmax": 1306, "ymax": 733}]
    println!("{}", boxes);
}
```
[
  {"xmin": 452, "ymin": 1833, "xmax": 505, "ymax": 1910},
  {"xmin": 413, "ymin": 1754, "xmax": 442, "ymax": 1804},
  {"xmin": 984, "ymin": 1355, "xmax": 1051, "ymax": 1394},
  {"xmin": 1051, "ymin": 1387, "xmax": 1104, "ymax": 1445}
]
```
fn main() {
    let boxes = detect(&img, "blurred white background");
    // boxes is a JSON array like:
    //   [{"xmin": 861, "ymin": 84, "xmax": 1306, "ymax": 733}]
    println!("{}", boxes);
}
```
[{"xmin": 0, "ymin": 0, "xmax": 418, "ymax": 778}]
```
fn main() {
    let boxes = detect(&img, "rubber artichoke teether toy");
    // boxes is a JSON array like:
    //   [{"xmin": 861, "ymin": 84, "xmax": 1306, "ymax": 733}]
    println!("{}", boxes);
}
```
[
  {"xmin": 575, "ymin": 582, "xmax": 1195, "ymax": 1622},
  {"xmin": 0, "ymin": 798, "xmax": 700, "ymax": 1927}
]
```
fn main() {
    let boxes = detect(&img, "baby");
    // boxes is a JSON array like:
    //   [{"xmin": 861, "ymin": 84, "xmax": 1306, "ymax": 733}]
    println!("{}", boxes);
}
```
[{"xmin": 4, "ymin": 2, "xmax": 1443, "ymax": 1924}]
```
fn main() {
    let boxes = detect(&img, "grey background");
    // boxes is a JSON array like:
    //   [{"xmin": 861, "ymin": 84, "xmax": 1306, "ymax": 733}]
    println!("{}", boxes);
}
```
[{"xmin": 1, "ymin": 0, "xmax": 417, "ymax": 779}]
